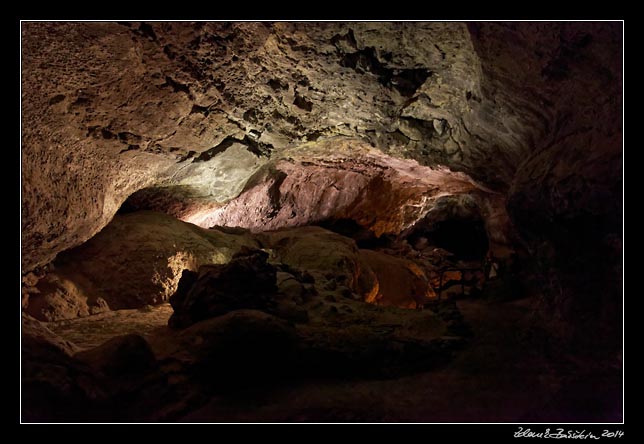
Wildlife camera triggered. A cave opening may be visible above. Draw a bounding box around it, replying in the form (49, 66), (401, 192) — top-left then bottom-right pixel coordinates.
(21, 21), (622, 424)
(316, 218), (395, 249)
(408, 217), (489, 262)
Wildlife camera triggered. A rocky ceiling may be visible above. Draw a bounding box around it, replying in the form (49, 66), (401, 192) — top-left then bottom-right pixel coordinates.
(21, 21), (622, 273)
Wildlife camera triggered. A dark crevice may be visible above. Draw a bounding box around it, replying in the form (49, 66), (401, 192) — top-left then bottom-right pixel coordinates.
(137, 23), (157, 42)
(267, 170), (288, 218)
(48, 94), (65, 106)
(192, 137), (238, 162)
(118, 144), (140, 154)
(243, 108), (262, 124)
(190, 104), (210, 116)
(162, 76), (192, 98)
(317, 218), (395, 249)
(399, 116), (438, 136)
(293, 94), (313, 112)
(118, 132), (142, 144)
(390, 129), (412, 144)
(192, 135), (274, 163)
(408, 216), (489, 262)
(177, 150), (197, 162)
(389, 69), (433, 97)
(101, 128), (114, 139)
(330, 29), (358, 50)
(243, 135), (274, 157)
(305, 130), (324, 142)
(296, 76), (310, 87)
(268, 78), (289, 91)
(340, 47), (431, 97)
(163, 45), (176, 60)
(433, 44), (446, 60)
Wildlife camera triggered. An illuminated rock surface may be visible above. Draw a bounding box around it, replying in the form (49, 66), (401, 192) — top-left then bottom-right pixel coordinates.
(21, 21), (622, 423)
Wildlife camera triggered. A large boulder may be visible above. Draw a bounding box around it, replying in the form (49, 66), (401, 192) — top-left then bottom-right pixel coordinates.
(24, 273), (108, 322)
(22, 313), (80, 356)
(75, 334), (158, 379)
(24, 211), (260, 320)
(171, 309), (299, 384)
(168, 248), (279, 328)
(75, 334), (161, 397)
(257, 226), (363, 291)
(357, 249), (436, 308)
(22, 334), (106, 422)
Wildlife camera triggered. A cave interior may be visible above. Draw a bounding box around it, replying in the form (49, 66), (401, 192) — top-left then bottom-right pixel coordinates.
(20, 21), (623, 423)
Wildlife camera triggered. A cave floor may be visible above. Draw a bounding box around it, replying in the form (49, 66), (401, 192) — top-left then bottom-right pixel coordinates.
(48, 304), (174, 350)
(177, 298), (622, 423)
(46, 297), (622, 423)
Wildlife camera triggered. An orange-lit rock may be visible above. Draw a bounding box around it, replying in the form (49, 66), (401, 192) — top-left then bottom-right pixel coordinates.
(358, 250), (435, 308)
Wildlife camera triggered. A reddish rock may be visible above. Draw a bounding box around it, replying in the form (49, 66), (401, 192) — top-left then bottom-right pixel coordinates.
(358, 249), (436, 309)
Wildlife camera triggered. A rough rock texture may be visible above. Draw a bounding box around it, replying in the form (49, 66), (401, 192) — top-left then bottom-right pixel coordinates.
(21, 21), (623, 423)
(402, 193), (519, 261)
(27, 297), (620, 422)
(358, 249), (435, 309)
(179, 139), (483, 235)
(468, 22), (622, 345)
(47, 304), (175, 351)
(75, 334), (157, 379)
(168, 248), (279, 328)
(258, 225), (436, 308)
(22, 333), (106, 421)
(170, 310), (299, 382)
(165, 302), (454, 382)
(258, 226), (363, 290)
(22, 21), (622, 350)
(25, 211), (259, 320)
(23, 22), (620, 274)
(22, 313), (81, 355)
(26, 214), (446, 323)
(25, 273), (100, 321)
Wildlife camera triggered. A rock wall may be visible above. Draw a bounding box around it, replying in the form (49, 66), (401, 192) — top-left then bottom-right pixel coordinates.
(25, 211), (260, 321)
(22, 21), (622, 347)
(180, 139), (485, 235)
(22, 21), (599, 271)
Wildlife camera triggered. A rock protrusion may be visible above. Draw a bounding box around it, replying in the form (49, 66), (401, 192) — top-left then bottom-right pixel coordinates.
(168, 248), (279, 328)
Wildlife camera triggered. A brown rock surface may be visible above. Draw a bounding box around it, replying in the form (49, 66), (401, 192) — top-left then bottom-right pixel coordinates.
(25, 211), (259, 320)
(358, 249), (435, 308)
(168, 248), (279, 328)
(22, 313), (81, 355)
(22, 22), (621, 276)
(20, 21), (622, 422)
(258, 225), (363, 290)
(182, 139), (483, 235)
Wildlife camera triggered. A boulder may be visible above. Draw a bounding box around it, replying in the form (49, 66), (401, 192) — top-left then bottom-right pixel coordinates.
(26, 211), (260, 320)
(75, 334), (158, 379)
(358, 249), (436, 308)
(24, 273), (93, 321)
(22, 313), (80, 355)
(258, 226), (362, 289)
(168, 248), (278, 328)
(22, 334), (105, 422)
(173, 310), (298, 383)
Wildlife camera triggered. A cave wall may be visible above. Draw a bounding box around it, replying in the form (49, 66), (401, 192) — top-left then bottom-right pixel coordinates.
(22, 21), (622, 347)
(470, 22), (622, 347)
(22, 21), (557, 271)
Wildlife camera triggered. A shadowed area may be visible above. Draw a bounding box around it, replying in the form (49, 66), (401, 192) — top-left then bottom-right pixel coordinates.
(21, 21), (622, 423)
